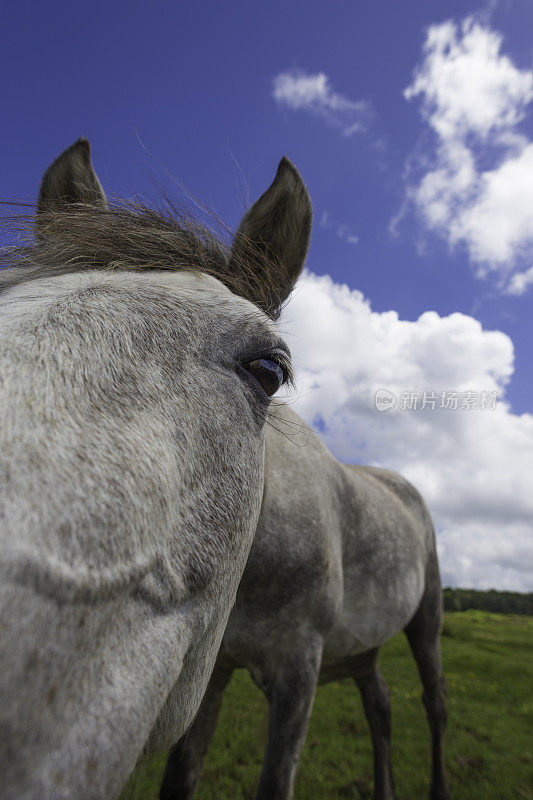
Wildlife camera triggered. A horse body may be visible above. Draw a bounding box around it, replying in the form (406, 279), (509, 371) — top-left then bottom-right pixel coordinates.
(0, 140), (312, 799)
(225, 404), (429, 665)
(323, 462), (430, 661)
(161, 403), (450, 800)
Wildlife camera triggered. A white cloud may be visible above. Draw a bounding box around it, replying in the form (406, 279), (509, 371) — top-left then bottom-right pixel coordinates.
(280, 272), (533, 591)
(404, 17), (533, 291)
(320, 210), (359, 246)
(452, 144), (533, 269)
(506, 264), (533, 296)
(272, 70), (371, 135)
(404, 19), (532, 139)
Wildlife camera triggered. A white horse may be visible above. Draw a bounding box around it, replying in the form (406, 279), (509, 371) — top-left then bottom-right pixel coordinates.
(0, 139), (312, 800)
(160, 301), (450, 796)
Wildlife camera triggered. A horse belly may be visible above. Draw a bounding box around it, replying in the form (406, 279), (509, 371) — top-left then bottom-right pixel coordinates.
(322, 559), (425, 661)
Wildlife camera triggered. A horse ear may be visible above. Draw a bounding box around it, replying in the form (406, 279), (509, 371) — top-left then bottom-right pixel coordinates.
(37, 138), (107, 215)
(229, 157), (312, 310)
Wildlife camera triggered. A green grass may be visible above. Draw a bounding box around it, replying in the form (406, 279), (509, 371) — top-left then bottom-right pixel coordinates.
(122, 612), (533, 800)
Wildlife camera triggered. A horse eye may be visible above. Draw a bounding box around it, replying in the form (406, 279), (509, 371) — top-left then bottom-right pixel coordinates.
(242, 358), (286, 397)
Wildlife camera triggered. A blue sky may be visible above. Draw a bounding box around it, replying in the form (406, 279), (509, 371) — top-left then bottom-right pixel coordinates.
(3, 0), (532, 410)
(2, 0), (533, 589)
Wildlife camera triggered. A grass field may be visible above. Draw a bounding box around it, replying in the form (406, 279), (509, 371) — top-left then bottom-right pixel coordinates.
(122, 611), (533, 800)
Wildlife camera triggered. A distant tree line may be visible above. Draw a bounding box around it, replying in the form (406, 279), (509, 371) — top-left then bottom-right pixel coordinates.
(443, 588), (533, 615)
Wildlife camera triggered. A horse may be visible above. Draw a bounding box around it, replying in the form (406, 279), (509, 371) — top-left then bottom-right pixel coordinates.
(0, 138), (312, 800)
(159, 407), (451, 796)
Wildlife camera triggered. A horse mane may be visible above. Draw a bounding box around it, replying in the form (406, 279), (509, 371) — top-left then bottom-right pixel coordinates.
(0, 199), (286, 319)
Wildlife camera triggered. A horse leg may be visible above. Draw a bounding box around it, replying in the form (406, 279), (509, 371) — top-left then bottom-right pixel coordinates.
(352, 648), (396, 800)
(404, 553), (451, 800)
(254, 638), (323, 800)
(159, 662), (234, 800)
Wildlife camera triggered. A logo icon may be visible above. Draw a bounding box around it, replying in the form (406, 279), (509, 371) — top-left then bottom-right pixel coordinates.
(375, 389), (396, 412)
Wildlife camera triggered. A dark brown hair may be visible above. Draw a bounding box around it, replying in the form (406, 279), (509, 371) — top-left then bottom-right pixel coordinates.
(0, 199), (291, 319)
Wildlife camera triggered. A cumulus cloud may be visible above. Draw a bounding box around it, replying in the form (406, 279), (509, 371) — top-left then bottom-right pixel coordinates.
(272, 69), (371, 135)
(280, 272), (533, 591)
(403, 17), (533, 292)
(404, 19), (532, 139)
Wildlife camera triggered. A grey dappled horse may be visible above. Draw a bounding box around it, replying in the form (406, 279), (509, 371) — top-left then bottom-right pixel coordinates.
(0, 140), (311, 800)
(161, 362), (451, 793)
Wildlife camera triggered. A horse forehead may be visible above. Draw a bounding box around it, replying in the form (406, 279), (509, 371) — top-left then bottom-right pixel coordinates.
(0, 269), (273, 337)
(151, 271), (270, 326)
